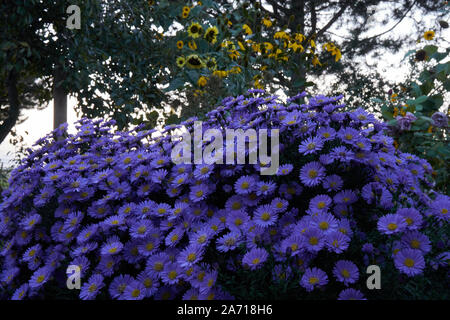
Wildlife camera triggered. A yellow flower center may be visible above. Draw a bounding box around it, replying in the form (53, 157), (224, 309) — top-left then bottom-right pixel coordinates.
(309, 237), (318, 245)
(309, 277), (319, 284)
(404, 258), (415, 267)
(387, 223), (397, 231)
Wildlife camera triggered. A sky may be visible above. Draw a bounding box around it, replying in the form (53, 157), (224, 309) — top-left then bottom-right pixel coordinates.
(1, 2), (448, 167)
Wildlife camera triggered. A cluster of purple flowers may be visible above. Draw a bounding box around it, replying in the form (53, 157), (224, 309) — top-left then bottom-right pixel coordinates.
(0, 89), (448, 300)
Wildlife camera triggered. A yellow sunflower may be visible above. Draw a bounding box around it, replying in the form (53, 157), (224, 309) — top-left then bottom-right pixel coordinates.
(182, 6), (190, 18)
(423, 30), (435, 40)
(188, 40), (197, 50)
(176, 56), (186, 68)
(213, 70), (227, 78)
(176, 40), (184, 49)
(228, 66), (242, 74)
(188, 22), (203, 39)
(262, 18), (272, 28)
(197, 76), (208, 87)
(205, 57), (217, 71)
(204, 26), (219, 44)
(243, 24), (253, 35)
(185, 54), (204, 69)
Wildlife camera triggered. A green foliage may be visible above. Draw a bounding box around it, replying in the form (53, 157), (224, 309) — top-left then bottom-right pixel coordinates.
(376, 41), (449, 194)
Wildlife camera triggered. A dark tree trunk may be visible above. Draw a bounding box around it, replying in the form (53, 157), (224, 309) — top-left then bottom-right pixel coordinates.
(0, 71), (20, 144)
(53, 68), (67, 129)
(290, 0), (307, 96)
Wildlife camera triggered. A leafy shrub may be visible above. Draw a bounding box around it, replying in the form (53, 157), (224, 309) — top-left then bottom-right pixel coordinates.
(378, 37), (449, 194)
(0, 90), (448, 300)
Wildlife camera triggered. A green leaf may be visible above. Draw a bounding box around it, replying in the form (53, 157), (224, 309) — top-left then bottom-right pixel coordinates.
(165, 77), (185, 92)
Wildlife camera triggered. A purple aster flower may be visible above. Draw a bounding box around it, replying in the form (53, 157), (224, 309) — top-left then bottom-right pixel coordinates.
(161, 263), (182, 285)
(129, 219), (153, 239)
(226, 210), (250, 232)
(401, 231), (431, 254)
(271, 198), (289, 213)
(71, 256), (91, 274)
(322, 174), (343, 192)
(299, 161), (326, 187)
(193, 164), (214, 180)
(429, 196), (449, 221)
(136, 271), (159, 298)
(309, 195), (332, 213)
(146, 253), (170, 279)
(151, 168), (168, 183)
(338, 127), (360, 144)
(311, 212), (338, 234)
(216, 232), (241, 252)
(281, 235), (303, 256)
(396, 112), (417, 131)
(396, 208), (423, 230)
(102, 215), (126, 230)
(234, 175), (255, 194)
(326, 231), (350, 254)
(123, 280), (146, 300)
(317, 126), (336, 141)
(333, 260), (359, 285)
(298, 136), (324, 155)
(377, 214), (407, 235)
(300, 267), (328, 292)
(29, 266), (52, 289)
(100, 236), (123, 256)
(338, 288), (366, 300)
(177, 244), (204, 268)
(431, 111), (448, 128)
(256, 180), (277, 196)
(183, 288), (201, 300)
(253, 205), (278, 227)
(189, 184), (209, 202)
(277, 164), (294, 176)
(330, 146), (354, 162)
(22, 244), (42, 263)
(333, 189), (358, 205)
(76, 224), (98, 244)
(394, 248), (425, 276)
(80, 274), (104, 300)
(152, 202), (172, 218)
(333, 204), (351, 218)
(242, 247), (269, 270)
(302, 228), (325, 252)
(21, 214), (42, 231)
(12, 283), (29, 300)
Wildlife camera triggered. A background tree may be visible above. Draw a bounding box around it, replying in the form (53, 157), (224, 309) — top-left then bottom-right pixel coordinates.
(1, 0), (448, 146)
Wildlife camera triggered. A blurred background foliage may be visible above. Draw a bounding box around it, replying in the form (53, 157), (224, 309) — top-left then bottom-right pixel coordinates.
(373, 38), (449, 194)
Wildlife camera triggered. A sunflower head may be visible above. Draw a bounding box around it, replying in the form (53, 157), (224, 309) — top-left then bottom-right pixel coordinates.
(262, 18), (272, 28)
(182, 6), (190, 19)
(423, 30), (435, 40)
(204, 26), (219, 44)
(415, 49), (427, 61)
(176, 56), (186, 68)
(176, 41), (184, 49)
(188, 22), (203, 39)
(197, 76), (208, 87)
(205, 57), (217, 71)
(186, 54), (204, 69)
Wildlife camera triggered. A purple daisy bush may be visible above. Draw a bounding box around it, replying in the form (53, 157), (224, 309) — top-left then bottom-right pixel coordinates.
(0, 89), (448, 300)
